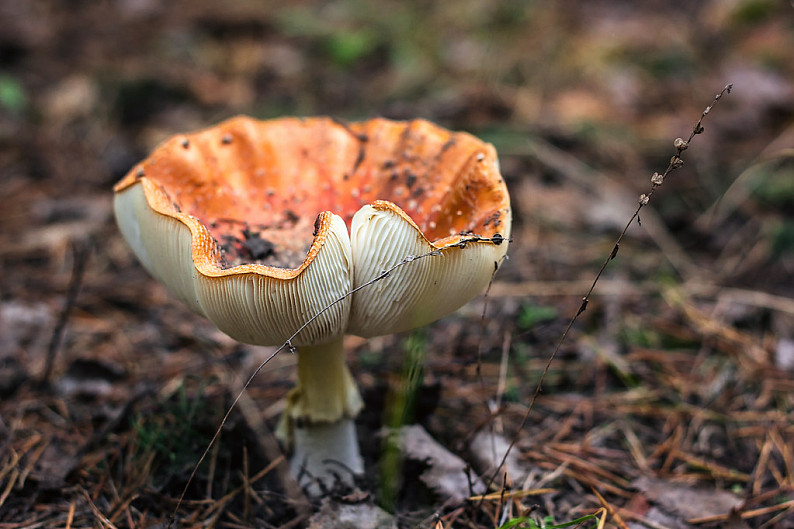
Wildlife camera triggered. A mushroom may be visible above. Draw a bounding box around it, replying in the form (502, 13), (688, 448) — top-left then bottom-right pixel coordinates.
(113, 116), (511, 493)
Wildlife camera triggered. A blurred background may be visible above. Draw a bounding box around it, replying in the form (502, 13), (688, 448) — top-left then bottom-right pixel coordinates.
(1, 1), (793, 527)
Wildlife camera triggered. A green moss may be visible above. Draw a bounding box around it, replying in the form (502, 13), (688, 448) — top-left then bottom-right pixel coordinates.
(771, 220), (794, 257)
(518, 303), (558, 330)
(131, 379), (218, 479)
(752, 167), (794, 209)
(324, 30), (379, 67)
(607, 44), (695, 79)
(731, 0), (776, 24)
(499, 512), (600, 528)
(0, 73), (26, 114)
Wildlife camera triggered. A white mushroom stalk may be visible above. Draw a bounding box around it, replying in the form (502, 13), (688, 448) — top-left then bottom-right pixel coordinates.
(281, 337), (364, 492)
(113, 116), (511, 494)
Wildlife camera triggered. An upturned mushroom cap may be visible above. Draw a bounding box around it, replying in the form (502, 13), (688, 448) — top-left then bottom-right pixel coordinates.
(113, 116), (511, 346)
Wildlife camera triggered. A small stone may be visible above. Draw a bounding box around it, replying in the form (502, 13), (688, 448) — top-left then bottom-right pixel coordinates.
(308, 498), (396, 529)
(775, 338), (794, 370)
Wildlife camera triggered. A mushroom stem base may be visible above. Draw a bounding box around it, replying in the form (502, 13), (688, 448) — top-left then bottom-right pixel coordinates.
(290, 417), (363, 495)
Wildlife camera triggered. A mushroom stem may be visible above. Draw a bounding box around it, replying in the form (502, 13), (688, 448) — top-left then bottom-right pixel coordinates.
(278, 336), (364, 493)
(290, 417), (362, 495)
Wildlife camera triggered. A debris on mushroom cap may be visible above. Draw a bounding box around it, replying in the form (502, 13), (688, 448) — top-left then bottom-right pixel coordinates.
(113, 116), (511, 346)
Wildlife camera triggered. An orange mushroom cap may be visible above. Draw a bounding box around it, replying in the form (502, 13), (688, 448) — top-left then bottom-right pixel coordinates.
(113, 116), (511, 346)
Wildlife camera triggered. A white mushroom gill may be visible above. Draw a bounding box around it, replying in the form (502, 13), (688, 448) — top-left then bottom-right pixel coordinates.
(348, 201), (510, 338)
(113, 183), (203, 314)
(194, 214), (352, 347)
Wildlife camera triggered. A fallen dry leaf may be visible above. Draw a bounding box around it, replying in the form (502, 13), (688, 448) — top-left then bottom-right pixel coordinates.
(394, 424), (485, 503)
(633, 476), (743, 521)
(469, 429), (532, 488)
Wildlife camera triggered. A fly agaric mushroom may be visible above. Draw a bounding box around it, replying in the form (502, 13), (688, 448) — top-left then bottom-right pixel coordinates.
(113, 116), (511, 492)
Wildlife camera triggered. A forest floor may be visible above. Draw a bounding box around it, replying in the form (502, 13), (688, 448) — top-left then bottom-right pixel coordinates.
(1, 1), (793, 528)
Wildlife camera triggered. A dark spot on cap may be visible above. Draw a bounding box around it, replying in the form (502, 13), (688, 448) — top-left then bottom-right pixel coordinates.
(221, 133), (233, 144)
(240, 227), (275, 261)
(352, 146), (365, 173)
(482, 211), (502, 228)
(405, 170), (417, 188)
(242, 236), (275, 261)
(439, 138), (457, 156)
(313, 215), (321, 237)
(492, 233), (504, 245)
(181, 139), (190, 149)
(283, 210), (299, 226)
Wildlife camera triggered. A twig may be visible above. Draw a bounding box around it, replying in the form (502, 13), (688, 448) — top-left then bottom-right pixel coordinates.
(40, 239), (90, 386)
(82, 488), (119, 529)
(65, 501), (76, 529)
(592, 487), (630, 529)
(687, 498), (794, 525)
(468, 488), (556, 502)
(476, 84), (734, 505)
(476, 261), (505, 423)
